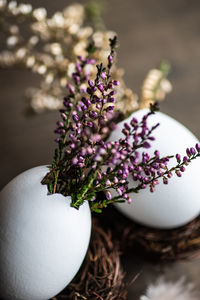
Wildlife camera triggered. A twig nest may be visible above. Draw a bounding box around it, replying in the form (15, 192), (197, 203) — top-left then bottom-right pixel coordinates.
(0, 166), (91, 300)
(108, 109), (200, 229)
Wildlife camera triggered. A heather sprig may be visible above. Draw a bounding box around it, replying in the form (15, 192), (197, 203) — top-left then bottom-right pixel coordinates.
(42, 37), (200, 212)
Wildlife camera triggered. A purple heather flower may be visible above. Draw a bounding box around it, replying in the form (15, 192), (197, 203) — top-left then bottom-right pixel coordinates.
(106, 191), (112, 200)
(108, 55), (113, 63)
(72, 114), (79, 122)
(163, 177), (168, 184)
(186, 148), (191, 157)
(75, 62), (82, 74)
(190, 147), (196, 155)
(113, 80), (119, 86)
(101, 72), (106, 79)
(176, 154), (181, 162)
(143, 141), (151, 149)
(176, 170), (182, 177)
(180, 166), (185, 172)
(88, 80), (94, 87)
(67, 84), (75, 95)
(97, 83), (104, 92)
(61, 113), (67, 120)
(89, 111), (98, 119)
(195, 143), (200, 152)
(72, 157), (78, 165)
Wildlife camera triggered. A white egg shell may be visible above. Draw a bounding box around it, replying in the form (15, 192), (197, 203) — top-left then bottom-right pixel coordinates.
(109, 109), (200, 229)
(0, 166), (91, 300)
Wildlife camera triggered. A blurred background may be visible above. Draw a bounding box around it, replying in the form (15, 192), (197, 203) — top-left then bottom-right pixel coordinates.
(1, 0), (200, 299)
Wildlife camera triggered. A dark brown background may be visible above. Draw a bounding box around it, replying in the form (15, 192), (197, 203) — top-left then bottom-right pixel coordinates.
(1, 0), (200, 298)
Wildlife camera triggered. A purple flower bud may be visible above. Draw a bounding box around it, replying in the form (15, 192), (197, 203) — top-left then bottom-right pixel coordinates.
(106, 180), (111, 186)
(108, 55), (113, 63)
(79, 156), (84, 163)
(88, 79), (94, 87)
(72, 157), (78, 165)
(67, 84), (75, 95)
(97, 172), (102, 180)
(89, 111), (98, 119)
(101, 72), (106, 79)
(143, 142), (151, 149)
(176, 170), (182, 177)
(96, 104), (101, 109)
(105, 191), (112, 200)
(55, 138), (60, 143)
(72, 114), (79, 122)
(180, 166), (185, 172)
(148, 136), (155, 141)
(56, 121), (64, 127)
(127, 197), (132, 204)
(76, 105), (82, 112)
(130, 117), (138, 126)
(186, 148), (191, 157)
(61, 113), (67, 120)
(94, 155), (102, 162)
(108, 97), (115, 103)
(109, 90), (115, 96)
(106, 106), (114, 112)
(113, 80), (119, 86)
(157, 170), (163, 176)
(176, 154), (181, 162)
(190, 147), (196, 155)
(150, 186), (155, 193)
(195, 143), (200, 152)
(86, 121), (93, 128)
(124, 123), (131, 131)
(70, 143), (75, 149)
(87, 87), (92, 94)
(89, 59), (95, 64)
(167, 172), (173, 178)
(113, 177), (118, 184)
(159, 163), (166, 169)
(117, 188), (122, 195)
(107, 82), (113, 89)
(97, 83), (104, 92)
(78, 163), (84, 168)
(76, 62), (82, 74)
(163, 177), (168, 184)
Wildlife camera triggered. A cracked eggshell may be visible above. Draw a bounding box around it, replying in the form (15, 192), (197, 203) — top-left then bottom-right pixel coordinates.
(0, 166), (91, 300)
(108, 109), (200, 229)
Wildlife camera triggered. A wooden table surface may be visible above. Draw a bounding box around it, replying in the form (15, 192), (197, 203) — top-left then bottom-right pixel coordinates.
(1, 0), (200, 299)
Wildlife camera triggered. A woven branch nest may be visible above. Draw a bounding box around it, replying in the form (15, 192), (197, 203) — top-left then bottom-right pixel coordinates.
(100, 205), (200, 262)
(52, 217), (128, 300)
(51, 202), (200, 299)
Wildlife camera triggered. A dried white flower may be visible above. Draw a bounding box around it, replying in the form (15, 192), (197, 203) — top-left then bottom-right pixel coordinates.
(37, 65), (47, 75)
(7, 36), (18, 47)
(50, 43), (62, 56)
(51, 12), (65, 27)
(26, 56), (35, 67)
(33, 8), (47, 21)
(29, 36), (39, 46)
(0, 0), (7, 9)
(15, 48), (27, 59)
(18, 4), (32, 15)
(8, 1), (17, 11)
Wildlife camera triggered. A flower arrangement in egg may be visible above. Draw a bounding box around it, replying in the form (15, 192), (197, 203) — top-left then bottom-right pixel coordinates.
(0, 36), (200, 300)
